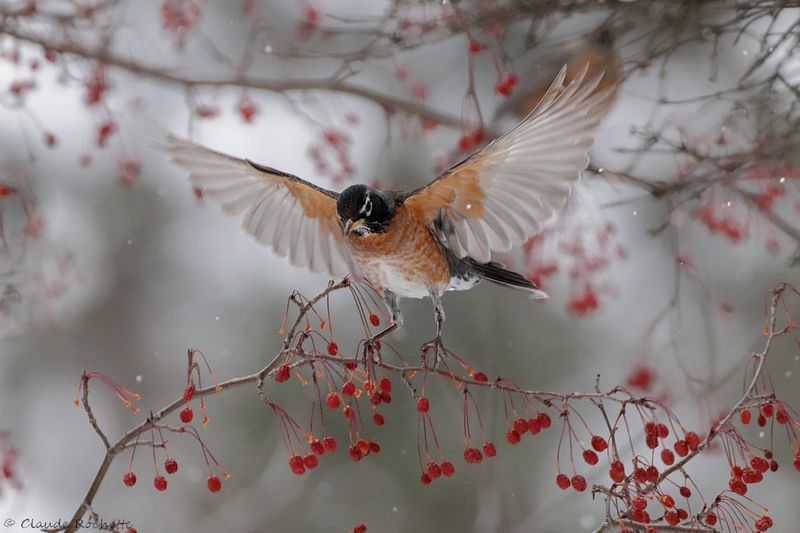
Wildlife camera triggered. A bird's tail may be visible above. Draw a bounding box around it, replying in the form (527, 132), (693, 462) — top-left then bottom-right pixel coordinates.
(467, 259), (549, 299)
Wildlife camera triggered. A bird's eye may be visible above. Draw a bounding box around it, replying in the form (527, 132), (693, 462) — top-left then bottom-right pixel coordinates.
(359, 194), (373, 218)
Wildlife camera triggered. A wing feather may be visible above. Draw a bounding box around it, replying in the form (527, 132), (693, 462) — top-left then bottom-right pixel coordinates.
(166, 135), (355, 277)
(404, 63), (616, 262)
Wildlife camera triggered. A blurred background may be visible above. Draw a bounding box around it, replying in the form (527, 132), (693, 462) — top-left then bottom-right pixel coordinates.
(1, 1), (799, 532)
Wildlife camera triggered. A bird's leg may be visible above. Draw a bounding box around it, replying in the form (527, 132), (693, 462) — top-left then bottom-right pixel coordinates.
(420, 289), (446, 367)
(383, 289), (404, 327)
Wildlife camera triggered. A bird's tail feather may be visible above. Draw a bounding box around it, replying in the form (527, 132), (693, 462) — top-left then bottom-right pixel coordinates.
(467, 260), (548, 299)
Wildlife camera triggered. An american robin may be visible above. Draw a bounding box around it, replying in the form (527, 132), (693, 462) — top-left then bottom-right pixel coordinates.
(167, 64), (616, 343)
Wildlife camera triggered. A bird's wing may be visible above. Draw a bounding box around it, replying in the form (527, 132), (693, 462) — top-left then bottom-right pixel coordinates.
(167, 135), (355, 277)
(403, 64), (616, 263)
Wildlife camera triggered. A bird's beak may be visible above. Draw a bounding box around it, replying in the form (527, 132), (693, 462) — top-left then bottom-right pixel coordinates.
(343, 218), (364, 235)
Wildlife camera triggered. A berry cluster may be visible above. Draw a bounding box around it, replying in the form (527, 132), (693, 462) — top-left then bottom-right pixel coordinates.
(524, 218), (626, 317)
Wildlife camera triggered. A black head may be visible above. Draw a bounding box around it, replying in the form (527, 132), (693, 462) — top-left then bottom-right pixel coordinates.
(336, 185), (395, 236)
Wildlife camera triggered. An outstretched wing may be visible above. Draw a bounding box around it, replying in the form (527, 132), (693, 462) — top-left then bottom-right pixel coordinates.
(166, 135), (355, 276)
(404, 63), (616, 263)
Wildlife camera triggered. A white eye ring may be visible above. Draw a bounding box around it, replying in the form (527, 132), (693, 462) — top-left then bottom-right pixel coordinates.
(360, 194), (372, 217)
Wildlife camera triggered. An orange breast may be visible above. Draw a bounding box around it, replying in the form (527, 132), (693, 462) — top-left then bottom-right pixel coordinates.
(345, 205), (451, 297)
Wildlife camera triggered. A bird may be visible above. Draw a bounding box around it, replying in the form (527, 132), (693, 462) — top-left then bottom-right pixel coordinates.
(166, 63), (616, 346)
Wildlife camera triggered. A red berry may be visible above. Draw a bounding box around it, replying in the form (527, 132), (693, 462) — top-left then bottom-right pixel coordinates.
(661, 449), (675, 465)
(274, 364), (291, 383)
(326, 392), (341, 409)
(379, 377), (391, 393)
(179, 406), (194, 423)
(677, 508), (688, 520)
(506, 429), (521, 445)
(342, 381), (356, 396)
(238, 96), (258, 123)
(310, 439), (325, 455)
(441, 461), (455, 476)
(631, 497), (647, 511)
(467, 40), (482, 54)
(674, 440), (688, 457)
(342, 405), (355, 419)
(740, 409), (752, 424)
(348, 444), (363, 462)
(368, 391), (381, 406)
(645, 432), (658, 449)
(729, 477), (747, 495)
(757, 414), (767, 426)
(427, 461), (442, 479)
(527, 418), (541, 434)
(463, 447), (483, 464)
(513, 417), (528, 435)
(372, 412), (385, 426)
(183, 385), (195, 402)
(705, 512), (718, 526)
(659, 494), (675, 508)
(645, 465), (659, 483)
(570, 475), (587, 492)
(751, 456), (769, 473)
(591, 435), (608, 452)
(289, 454), (306, 475)
(458, 134), (473, 152)
(494, 81), (511, 96)
(609, 460), (625, 483)
(327, 342), (338, 356)
(369, 314), (380, 327)
(685, 431), (701, 451)
(755, 515), (773, 531)
(537, 412), (552, 428)
(731, 465), (743, 478)
(760, 403), (774, 418)
(664, 511), (679, 526)
(420, 472), (432, 485)
(358, 439), (372, 456)
(353, 524), (367, 533)
(123, 471), (137, 487)
(322, 436), (337, 452)
(303, 454), (318, 469)
(679, 486), (691, 498)
(473, 371), (488, 382)
(153, 475), (167, 491)
(556, 473), (570, 490)
(483, 442), (497, 457)
(207, 474), (221, 492)
(582, 450), (599, 465)
(657, 423), (669, 438)
(742, 467), (762, 484)
(416, 397), (430, 413)
(164, 458), (178, 474)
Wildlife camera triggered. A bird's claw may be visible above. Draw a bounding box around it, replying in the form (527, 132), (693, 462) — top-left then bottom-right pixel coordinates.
(420, 335), (445, 369)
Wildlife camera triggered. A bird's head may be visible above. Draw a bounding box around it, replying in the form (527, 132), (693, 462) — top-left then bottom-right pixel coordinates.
(336, 185), (394, 236)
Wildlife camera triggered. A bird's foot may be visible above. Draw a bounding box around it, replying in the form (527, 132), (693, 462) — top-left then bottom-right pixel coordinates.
(420, 335), (445, 369)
